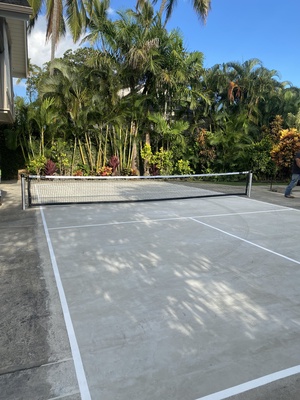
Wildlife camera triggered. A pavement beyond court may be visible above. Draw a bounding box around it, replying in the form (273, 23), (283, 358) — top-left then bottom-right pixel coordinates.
(0, 181), (80, 400)
(0, 179), (300, 400)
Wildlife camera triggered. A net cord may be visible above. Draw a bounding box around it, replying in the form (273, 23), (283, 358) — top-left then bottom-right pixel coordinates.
(27, 171), (251, 181)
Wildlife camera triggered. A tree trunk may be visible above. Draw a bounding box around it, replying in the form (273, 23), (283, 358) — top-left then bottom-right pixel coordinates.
(143, 132), (151, 175)
(71, 136), (77, 175)
(78, 138), (86, 165)
(51, 0), (59, 63)
(85, 132), (94, 171)
(130, 121), (139, 174)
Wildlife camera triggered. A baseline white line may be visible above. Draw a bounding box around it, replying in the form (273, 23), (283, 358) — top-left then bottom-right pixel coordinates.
(47, 208), (290, 231)
(189, 217), (300, 265)
(40, 207), (91, 400)
(195, 365), (300, 400)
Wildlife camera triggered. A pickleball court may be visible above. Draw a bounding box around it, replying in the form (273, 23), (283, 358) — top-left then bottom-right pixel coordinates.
(39, 193), (300, 400)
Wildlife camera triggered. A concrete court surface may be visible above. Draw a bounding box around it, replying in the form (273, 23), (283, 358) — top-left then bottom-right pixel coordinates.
(1, 180), (300, 400)
(41, 188), (300, 399)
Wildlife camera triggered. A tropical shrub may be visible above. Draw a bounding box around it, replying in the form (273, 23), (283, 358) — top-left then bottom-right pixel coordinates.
(175, 159), (194, 175)
(152, 148), (173, 175)
(120, 167), (131, 176)
(120, 167), (138, 176)
(271, 128), (300, 178)
(195, 129), (216, 173)
(73, 169), (84, 176)
(50, 140), (71, 175)
(75, 163), (90, 176)
(27, 155), (47, 175)
(141, 145), (174, 175)
(245, 136), (276, 179)
(97, 166), (112, 176)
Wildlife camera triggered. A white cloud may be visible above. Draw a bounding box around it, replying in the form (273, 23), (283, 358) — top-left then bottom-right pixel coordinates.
(28, 15), (83, 68)
(107, 7), (115, 16)
(14, 16), (84, 97)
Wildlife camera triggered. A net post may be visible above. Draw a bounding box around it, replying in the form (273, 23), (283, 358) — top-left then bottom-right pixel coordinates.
(21, 174), (26, 210)
(27, 175), (32, 207)
(247, 171), (253, 197)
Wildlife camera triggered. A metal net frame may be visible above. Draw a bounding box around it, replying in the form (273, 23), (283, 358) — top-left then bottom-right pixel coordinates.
(21, 171), (253, 209)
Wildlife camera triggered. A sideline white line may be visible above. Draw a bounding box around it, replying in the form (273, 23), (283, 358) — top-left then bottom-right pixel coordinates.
(40, 207), (91, 400)
(189, 217), (300, 265)
(48, 208), (290, 231)
(244, 195), (300, 212)
(195, 365), (300, 400)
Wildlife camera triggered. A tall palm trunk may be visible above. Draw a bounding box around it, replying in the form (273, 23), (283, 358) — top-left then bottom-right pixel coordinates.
(50, 0), (59, 62)
(130, 121), (139, 174)
(143, 132), (151, 175)
(40, 127), (45, 156)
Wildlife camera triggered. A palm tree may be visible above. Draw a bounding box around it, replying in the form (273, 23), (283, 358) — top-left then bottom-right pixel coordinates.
(28, 97), (60, 156)
(225, 59), (282, 128)
(136, 0), (211, 26)
(27, 0), (92, 61)
(84, 4), (164, 171)
(39, 58), (95, 170)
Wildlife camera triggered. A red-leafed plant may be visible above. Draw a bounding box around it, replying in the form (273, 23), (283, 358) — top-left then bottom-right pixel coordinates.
(44, 159), (57, 176)
(109, 155), (120, 175)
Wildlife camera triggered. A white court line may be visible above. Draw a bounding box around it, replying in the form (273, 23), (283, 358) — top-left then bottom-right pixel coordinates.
(47, 207), (291, 231)
(244, 195), (300, 211)
(195, 365), (300, 400)
(40, 207), (91, 400)
(189, 217), (300, 265)
(48, 216), (186, 230)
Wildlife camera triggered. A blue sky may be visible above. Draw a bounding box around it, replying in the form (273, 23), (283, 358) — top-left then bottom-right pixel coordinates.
(15, 0), (300, 98)
(163, 0), (300, 87)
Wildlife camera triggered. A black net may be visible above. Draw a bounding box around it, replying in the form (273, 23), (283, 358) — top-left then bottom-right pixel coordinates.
(25, 172), (252, 207)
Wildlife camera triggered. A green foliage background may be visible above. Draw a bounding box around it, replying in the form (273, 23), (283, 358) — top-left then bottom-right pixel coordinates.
(1, 3), (300, 181)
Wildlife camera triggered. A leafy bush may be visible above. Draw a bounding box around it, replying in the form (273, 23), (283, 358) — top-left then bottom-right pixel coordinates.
(120, 167), (131, 176)
(75, 163), (90, 176)
(73, 169), (84, 176)
(140, 144), (152, 162)
(195, 129), (216, 173)
(175, 159), (194, 175)
(271, 128), (300, 177)
(245, 137), (276, 179)
(121, 167), (138, 176)
(141, 145), (173, 175)
(97, 166), (112, 176)
(27, 156), (47, 175)
(50, 140), (70, 175)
